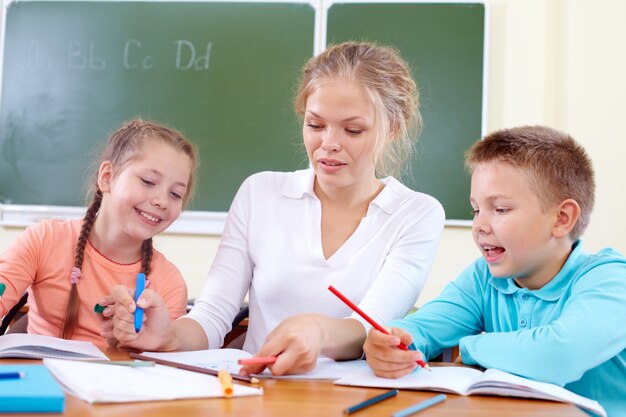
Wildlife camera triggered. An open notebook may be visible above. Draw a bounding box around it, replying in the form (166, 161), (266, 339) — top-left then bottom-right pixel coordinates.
(138, 348), (369, 380)
(0, 334), (108, 360)
(335, 366), (606, 417)
(43, 358), (263, 403)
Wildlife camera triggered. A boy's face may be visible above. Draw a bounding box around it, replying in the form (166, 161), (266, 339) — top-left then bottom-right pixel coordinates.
(470, 161), (565, 289)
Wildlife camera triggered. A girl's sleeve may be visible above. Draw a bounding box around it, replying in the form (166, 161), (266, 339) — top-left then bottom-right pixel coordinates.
(0, 224), (46, 316)
(184, 177), (254, 348)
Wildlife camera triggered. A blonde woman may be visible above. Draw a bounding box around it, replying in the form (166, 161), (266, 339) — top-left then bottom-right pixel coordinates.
(103, 42), (445, 375)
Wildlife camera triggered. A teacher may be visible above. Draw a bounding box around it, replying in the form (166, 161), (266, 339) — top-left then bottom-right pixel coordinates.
(102, 41), (445, 376)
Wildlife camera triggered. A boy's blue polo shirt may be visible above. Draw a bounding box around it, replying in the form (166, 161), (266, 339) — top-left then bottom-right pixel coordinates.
(390, 241), (626, 417)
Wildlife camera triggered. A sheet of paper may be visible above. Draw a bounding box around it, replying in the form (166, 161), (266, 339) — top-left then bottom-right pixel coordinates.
(140, 348), (252, 374)
(140, 349), (368, 380)
(43, 358), (262, 403)
(0, 333), (108, 360)
(258, 357), (370, 380)
(334, 365), (483, 395)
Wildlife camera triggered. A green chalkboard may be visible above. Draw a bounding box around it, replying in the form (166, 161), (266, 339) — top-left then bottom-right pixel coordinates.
(0, 1), (314, 211)
(328, 2), (484, 220)
(1, 1), (484, 221)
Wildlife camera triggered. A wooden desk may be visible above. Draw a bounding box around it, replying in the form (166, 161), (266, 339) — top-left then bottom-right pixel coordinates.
(3, 347), (586, 417)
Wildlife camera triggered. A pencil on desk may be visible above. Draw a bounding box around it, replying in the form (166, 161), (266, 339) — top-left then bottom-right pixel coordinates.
(0, 371), (26, 379)
(392, 394), (446, 417)
(91, 360), (155, 367)
(218, 369), (234, 398)
(328, 285), (430, 371)
(129, 352), (259, 383)
(343, 389), (398, 414)
(237, 356), (277, 366)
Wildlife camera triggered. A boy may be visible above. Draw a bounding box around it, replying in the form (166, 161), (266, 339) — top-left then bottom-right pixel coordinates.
(363, 126), (626, 417)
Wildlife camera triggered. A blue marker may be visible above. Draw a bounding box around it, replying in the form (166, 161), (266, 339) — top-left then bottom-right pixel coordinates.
(0, 371), (25, 379)
(133, 272), (146, 333)
(392, 394), (446, 417)
(343, 389), (398, 414)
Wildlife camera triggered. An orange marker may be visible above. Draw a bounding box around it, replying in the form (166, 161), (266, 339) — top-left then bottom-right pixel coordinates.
(237, 356), (277, 366)
(218, 369), (233, 398)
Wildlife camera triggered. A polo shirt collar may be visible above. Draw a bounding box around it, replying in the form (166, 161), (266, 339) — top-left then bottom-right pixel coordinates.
(372, 177), (414, 215)
(280, 171), (411, 215)
(281, 169), (316, 199)
(489, 240), (585, 301)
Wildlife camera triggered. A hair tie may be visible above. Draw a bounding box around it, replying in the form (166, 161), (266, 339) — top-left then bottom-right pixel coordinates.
(69, 267), (82, 285)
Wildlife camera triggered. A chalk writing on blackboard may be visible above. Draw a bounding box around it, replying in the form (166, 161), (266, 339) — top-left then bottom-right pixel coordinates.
(18, 40), (213, 71)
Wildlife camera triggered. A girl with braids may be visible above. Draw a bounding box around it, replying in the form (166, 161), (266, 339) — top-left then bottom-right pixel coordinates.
(0, 119), (197, 343)
(103, 42), (444, 375)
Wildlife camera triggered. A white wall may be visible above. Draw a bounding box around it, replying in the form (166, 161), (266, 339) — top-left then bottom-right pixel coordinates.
(2, 0), (626, 305)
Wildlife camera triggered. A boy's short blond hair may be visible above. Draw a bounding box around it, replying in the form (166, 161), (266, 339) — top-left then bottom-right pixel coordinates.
(465, 125), (595, 241)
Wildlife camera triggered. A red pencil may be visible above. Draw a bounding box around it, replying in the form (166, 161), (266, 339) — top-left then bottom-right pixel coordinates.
(328, 285), (431, 371)
(238, 356), (277, 366)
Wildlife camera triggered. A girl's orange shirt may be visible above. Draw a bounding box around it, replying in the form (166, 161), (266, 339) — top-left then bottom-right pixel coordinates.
(0, 219), (187, 343)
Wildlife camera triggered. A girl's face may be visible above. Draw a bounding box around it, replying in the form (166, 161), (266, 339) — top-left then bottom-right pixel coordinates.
(99, 141), (191, 244)
(303, 78), (380, 193)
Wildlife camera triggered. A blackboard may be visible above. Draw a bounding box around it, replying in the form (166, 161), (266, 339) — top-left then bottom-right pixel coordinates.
(0, 1), (314, 212)
(0, 1), (484, 221)
(327, 2), (485, 221)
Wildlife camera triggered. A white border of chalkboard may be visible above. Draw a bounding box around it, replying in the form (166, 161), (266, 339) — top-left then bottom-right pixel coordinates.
(0, 203), (229, 234)
(0, 0), (483, 233)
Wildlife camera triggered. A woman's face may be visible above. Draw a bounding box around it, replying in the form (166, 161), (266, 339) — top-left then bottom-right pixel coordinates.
(302, 78), (380, 192)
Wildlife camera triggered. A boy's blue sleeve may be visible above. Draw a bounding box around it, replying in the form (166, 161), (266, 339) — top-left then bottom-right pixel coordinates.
(460, 261), (626, 386)
(388, 261), (486, 360)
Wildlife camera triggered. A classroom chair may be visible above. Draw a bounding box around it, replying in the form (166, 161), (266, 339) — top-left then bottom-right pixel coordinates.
(223, 306), (249, 349)
(0, 292), (28, 335)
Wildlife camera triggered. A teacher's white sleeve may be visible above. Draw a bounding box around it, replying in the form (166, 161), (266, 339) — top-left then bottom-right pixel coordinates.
(353, 195), (445, 331)
(184, 177), (254, 348)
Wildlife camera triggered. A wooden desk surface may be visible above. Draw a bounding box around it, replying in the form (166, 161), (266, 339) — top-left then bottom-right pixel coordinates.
(3, 346), (586, 417)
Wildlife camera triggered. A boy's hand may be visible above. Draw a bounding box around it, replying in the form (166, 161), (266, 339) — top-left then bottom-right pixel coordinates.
(363, 326), (422, 378)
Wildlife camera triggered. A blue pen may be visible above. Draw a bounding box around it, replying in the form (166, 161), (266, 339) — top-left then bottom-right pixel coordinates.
(344, 389), (398, 414)
(392, 394), (447, 417)
(133, 272), (146, 333)
(0, 371), (26, 379)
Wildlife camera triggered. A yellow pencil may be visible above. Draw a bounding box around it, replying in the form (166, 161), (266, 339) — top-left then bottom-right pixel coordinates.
(218, 369), (233, 398)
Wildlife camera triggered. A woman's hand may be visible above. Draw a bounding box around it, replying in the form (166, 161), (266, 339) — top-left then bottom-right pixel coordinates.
(240, 314), (366, 376)
(240, 314), (325, 376)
